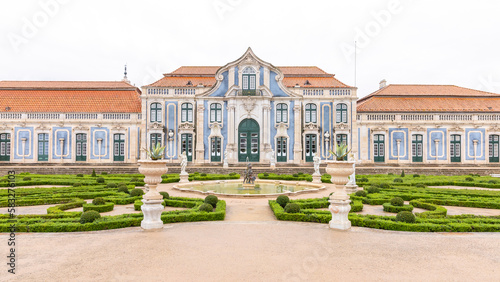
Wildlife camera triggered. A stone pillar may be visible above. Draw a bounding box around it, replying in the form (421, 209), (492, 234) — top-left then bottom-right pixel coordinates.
(227, 103), (237, 163)
(195, 104), (205, 164)
(262, 103), (271, 155)
(293, 105), (302, 164)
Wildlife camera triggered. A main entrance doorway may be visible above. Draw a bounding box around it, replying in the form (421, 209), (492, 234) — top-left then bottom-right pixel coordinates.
(238, 119), (259, 162)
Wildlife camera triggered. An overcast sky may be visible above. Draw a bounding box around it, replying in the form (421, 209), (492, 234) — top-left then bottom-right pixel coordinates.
(1, 0), (499, 98)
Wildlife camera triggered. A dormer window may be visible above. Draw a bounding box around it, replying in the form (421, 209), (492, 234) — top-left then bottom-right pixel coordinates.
(304, 80), (311, 85)
(242, 67), (256, 96)
(186, 80), (193, 86)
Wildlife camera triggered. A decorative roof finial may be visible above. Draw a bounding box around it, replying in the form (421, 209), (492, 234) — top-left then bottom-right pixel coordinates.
(122, 64), (130, 83)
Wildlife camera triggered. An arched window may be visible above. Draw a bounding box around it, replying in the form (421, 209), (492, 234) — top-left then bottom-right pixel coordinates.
(276, 103), (288, 123)
(305, 103), (317, 123)
(242, 67), (256, 95)
(150, 103), (162, 122)
(210, 103), (222, 122)
(336, 103), (348, 123)
(181, 103), (193, 122)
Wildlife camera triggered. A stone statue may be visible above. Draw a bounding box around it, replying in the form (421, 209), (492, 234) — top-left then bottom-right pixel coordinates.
(180, 151), (188, 174)
(313, 152), (321, 175)
(223, 150), (229, 168)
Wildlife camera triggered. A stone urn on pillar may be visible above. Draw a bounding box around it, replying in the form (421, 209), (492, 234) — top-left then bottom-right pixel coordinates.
(326, 144), (355, 230)
(139, 143), (168, 230)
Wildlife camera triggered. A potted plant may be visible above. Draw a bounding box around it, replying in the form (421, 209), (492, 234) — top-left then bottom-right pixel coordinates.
(138, 142), (169, 229)
(325, 143), (354, 187)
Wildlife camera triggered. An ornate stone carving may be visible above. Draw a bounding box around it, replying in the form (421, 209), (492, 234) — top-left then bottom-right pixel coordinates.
(489, 125), (500, 132)
(150, 122), (163, 130)
(209, 122), (222, 137)
(411, 125), (425, 132)
(36, 123), (50, 131)
(112, 123), (126, 131)
(0, 123), (12, 130)
(335, 123), (349, 131)
(178, 122), (194, 130)
(242, 97), (256, 117)
(275, 122), (288, 138)
(73, 124), (89, 131)
(449, 124), (464, 132)
(304, 123), (319, 131)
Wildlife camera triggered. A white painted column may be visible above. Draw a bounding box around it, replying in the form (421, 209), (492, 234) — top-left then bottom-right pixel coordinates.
(293, 104), (302, 164)
(262, 103), (271, 154)
(195, 104), (205, 164)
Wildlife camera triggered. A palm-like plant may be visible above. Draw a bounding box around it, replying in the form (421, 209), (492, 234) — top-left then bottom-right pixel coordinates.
(145, 143), (166, 160)
(328, 143), (351, 161)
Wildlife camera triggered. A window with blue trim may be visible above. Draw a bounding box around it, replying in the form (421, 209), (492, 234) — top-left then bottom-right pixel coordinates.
(276, 103), (288, 123)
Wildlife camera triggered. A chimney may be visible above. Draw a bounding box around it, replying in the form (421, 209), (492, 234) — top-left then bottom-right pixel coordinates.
(379, 79), (387, 89)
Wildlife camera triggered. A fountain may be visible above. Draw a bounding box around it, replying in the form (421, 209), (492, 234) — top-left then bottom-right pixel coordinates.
(242, 162), (256, 189)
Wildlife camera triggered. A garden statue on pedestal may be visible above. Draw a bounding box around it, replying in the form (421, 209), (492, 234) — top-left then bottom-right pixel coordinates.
(345, 152), (358, 193)
(312, 152), (321, 183)
(179, 151), (189, 183)
(139, 142), (169, 230)
(326, 143), (354, 230)
(242, 162), (256, 189)
(223, 150), (229, 168)
(269, 150), (276, 170)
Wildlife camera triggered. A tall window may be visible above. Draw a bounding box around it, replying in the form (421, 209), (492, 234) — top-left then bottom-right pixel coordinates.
(305, 103), (317, 123)
(150, 103), (162, 122)
(276, 103), (288, 123)
(336, 103), (348, 123)
(242, 67), (256, 95)
(210, 103), (222, 122)
(181, 103), (193, 122)
(150, 133), (162, 149)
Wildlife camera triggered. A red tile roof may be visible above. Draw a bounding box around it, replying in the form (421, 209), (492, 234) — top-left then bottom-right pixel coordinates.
(357, 84), (500, 113)
(149, 66), (350, 88)
(0, 80), (136, 89)
(0, 81), (141, 113)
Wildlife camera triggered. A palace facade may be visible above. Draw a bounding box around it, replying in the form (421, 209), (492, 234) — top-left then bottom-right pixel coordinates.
(1, 48), (499, 166)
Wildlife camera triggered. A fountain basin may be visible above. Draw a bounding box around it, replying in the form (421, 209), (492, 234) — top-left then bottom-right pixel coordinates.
(173, 179), (326, 198)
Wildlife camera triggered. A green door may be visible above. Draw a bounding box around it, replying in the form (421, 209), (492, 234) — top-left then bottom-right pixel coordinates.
(211, 137), (221, 162)
(336, 134), (348, 160)
(450, 134), (461, 163)
(489, 135), (499, 162)
(114, 134), (125, 161)
(374, 134), (385, 162)
(76, 133), (87, 162)
(238, 119), (259, 162)
(276, 137), (287, 162)
(0, 133), (10, 161)
(305, 134), (317, 162)
(412, 134), (423, 162)
(38, 133), (49, 161)
(181, 134), (193, 162)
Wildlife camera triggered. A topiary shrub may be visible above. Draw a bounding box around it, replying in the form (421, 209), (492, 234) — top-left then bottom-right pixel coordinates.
(130, 188), (144, 197)
(415, 183), (426, 188)
(488, 180), (498, 184)
(101, 172), (108, 175)
(380, 183), (391, 188)
(357, 177), (369, 183)
(355, 190), (367, 197)
(465, 177), (474, 182)
(199, 203), (213, 212)
(204, 195), (218, 208)
(400, 170), (405, 177)
(395, 211), (416, 223)
(130, 177), (139, 182)
(160, 192), (170, 199)
(292, 173), (299, 177)
(107, 183), (117, 188)
(73, 182), (82, 187)
(77, 174), (84, 177)
(200, 173), (207, 177)
(393, 178), (403, 183)
(391, 197), (404, 207)
(117, 186), (129, 194)
(23, 176), (31, 181)
(388, 173), (394, 176)
(80, 210), (101, 224)
(366, 187), (380, 194)
(276, 195), (290, 208)
(284, 203), (301, 213)
(229, 172), (237, 176)
(91, 169), (96, 177)
(263, 173), (269, 177)
(92, 197), (106, 205)
(413, 174), (420, 178)
(96, 177), (105, 184)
